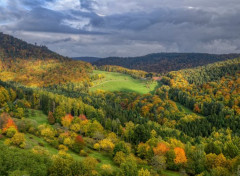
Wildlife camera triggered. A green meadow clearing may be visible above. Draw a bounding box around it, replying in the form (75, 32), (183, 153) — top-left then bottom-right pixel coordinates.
(90, 70), (158, 94)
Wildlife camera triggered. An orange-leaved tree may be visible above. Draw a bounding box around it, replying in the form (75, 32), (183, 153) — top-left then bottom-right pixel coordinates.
(61, 114), (74, 128)
(2, 118), (17, 133)
(153, 142), (169, 156)
(174, 147), (187, 164)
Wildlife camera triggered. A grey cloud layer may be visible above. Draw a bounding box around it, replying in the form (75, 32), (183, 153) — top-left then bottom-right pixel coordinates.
(0, 0), (240, 57)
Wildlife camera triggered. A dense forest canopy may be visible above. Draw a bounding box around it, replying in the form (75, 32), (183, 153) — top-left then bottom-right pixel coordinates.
(0, 33), (240, 176)
(93, 53), (240, 73)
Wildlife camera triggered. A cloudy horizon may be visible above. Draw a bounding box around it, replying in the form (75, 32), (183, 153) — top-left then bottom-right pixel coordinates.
(0, 0), (240, 57)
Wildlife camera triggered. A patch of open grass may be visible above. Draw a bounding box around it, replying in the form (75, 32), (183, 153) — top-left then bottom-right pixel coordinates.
(27, 109), (48, 125)
(88, 150), (119, 171)
(25, 133), (58, 155)
(90, 70), (158, 94)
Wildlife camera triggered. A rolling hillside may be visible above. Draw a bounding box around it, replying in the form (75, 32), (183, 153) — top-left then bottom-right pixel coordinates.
(0, 32), (240, 176)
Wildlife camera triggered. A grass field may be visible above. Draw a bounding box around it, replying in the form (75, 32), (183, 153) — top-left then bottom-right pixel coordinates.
(27, 109), (48, 124)
(90, 70), (158, 94)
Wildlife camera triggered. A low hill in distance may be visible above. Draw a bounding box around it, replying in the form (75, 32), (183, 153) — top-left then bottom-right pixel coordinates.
(93, 53), (240, 73)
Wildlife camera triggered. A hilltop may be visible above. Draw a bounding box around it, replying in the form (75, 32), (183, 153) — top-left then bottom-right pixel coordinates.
(0, 32), (69, 61)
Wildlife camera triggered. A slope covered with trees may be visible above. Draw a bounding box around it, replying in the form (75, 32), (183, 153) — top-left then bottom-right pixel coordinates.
(93, 53), (240, 73)
(0, 33), (93, 87)
(0, 33), (240, 176)
(161, 58), (240, 137)
(0, 58), (93, 87)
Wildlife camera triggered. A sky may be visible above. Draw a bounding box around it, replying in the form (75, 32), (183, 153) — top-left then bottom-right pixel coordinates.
(0, 0), (240, 57)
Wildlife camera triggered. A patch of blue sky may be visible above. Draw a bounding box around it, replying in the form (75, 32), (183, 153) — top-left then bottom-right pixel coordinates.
(0, 0), (8, 7)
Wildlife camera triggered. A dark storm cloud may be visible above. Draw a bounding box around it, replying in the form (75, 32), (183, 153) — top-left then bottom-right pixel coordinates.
(14, 7), (72, 33)
(90, 8), (214, 30)
(11, 7), (94, 34)
(4, 6), (105, 35)
(86, 6), (240, 54)
(0, 0), (240, 57)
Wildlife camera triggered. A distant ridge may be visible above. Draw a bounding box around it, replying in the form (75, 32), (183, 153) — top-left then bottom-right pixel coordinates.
(93, 53), (240, 73)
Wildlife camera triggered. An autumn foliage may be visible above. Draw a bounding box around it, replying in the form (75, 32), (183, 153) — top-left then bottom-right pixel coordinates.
(2, 118), (17, 133)
(61, 114), (74, 128)
(193, 104), (201, 113)
(0, 33), (93, 87)
(75, 135), (84, 145)
(153, 143), (169, 156)
(0, 32), (240, 176)
(79, 114), (87, 121)
(174, 147), (187, 164)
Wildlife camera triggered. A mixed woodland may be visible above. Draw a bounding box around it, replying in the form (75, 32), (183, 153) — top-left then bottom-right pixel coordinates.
(0, 33), (240, 176)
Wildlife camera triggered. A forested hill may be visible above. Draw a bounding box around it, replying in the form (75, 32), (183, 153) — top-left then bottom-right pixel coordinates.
(0, 32), (68, 61)
(93, 53), (240, 73)
(174, 57), (240, 85)
(0, 32), (93, 87)
(160, 57), (240, 138)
